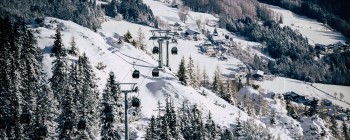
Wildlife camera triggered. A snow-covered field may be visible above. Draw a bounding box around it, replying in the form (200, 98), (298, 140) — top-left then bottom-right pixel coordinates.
(267, 5), (347, 45)
(255, 77), (350, 108)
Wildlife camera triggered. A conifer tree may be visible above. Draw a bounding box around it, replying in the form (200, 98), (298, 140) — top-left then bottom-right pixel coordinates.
(330, 114), (339, 139)
(221, 129), (234, 140)
(187, 56), (196, 87)
(195, 63), (202, 88)
(50, 28), (68, 104)
(202, 66), (209, 88)
(205, 111), (220, 139)
(100, 72), (121, 140)
(77, 53), (99, 139)
(258, 94), (269, 116)
(124, 30), (133, 43)
(235, 112), (244, 138)
(58, 82), (74, 139)
(177, 56), (187, 85)
(52, 28), (65, 57)
(308, 98), (319, 116)
(69, 37), (78, 56)
(137, 27), (145, 50)
(270, 110), (276, 126)
(145, 116), (157, 140)
(342, 120), (350, 140)
(212, 65), (222, 93)
(105, 0), (117, 17)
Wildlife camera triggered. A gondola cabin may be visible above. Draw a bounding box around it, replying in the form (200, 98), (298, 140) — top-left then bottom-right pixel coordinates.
(152, 46), (159, 54)
(152, 68), (159, 77)
(171, 47), (178, 55)
(132, 97), (141, 108)
(132, 70), (140, 79)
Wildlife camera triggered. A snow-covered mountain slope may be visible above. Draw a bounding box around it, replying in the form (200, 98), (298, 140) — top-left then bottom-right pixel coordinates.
(34, 15), (338, 139)
(31, 0), (350, 139)
(35, 17), (275, 139)
(255, 77), (350, 108)
(267, 5), (347, 45)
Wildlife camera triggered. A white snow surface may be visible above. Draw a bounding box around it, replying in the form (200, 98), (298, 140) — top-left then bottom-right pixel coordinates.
(267, 5), (347, 45)
(31, 0), (350, 139)
(35, 17), (256, 139)
(255, 77), (350, 108)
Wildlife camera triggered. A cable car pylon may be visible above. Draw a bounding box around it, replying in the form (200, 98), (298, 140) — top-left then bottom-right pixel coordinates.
(149, 30), (179, 72)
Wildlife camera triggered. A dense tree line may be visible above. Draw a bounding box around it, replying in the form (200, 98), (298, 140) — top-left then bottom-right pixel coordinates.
(0, 0), (103, 30)
(0, 18), (56, 139)
(258, 0), (350, 38)
(0, 18), (131, 139)
(144, 99), (273, 140)
(182, 0), (277, 22)
(104, 0), (158, 27)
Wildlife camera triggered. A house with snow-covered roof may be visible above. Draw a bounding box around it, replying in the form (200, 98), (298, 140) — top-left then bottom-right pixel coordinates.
(184, 28), (200, 40)
(252, 70), (264, 80)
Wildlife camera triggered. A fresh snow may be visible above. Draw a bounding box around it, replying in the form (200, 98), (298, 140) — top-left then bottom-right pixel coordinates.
(31, 0), (350, 139)
(35, 17), (257, 139)
(267, 5), (347, 45)
(255, 77), (350, 108)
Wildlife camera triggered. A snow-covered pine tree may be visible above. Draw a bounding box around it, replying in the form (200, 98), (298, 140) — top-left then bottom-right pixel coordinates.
(21, 27), (58, 139)
(270, 110), (276, 126)
(186, 56), (196, 87)
(137, 27), (145, 50)
(205, 111), (220, 139)
(308, 98), (319, 117)
(342, 120), (350, 140)
(235, 112), (244, 139)
(179, 102), (190, 139)
(144, 116), (157, 140)
(58, 82), (74, 139)
(222, 80), (233, 103)
(52, 28), (66, 57)
(124, 30), (133, 43)
(212, 65), (222, 94)
(50, 28), (68, 104)
(190, 104), (205, 140)
(159, 116), (172, 140)
(164, 98), (179, 139)
(177, 56), (187, 86)
(100, 71), (121, 140)
(258, 94), (269, 116)
(77, 53), (99, 139)
(202, 66), (209, 88)
(330, 114), (339, 139)
(69, 37), (78, 56)
(245, 95), (255, 117)
(195, 63), (202, 88)
(105, 0), (117, 18)
(221, 129), (234, 140)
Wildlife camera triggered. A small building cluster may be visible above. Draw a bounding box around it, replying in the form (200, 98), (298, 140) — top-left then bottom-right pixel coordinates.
(315, 42), (350, 56)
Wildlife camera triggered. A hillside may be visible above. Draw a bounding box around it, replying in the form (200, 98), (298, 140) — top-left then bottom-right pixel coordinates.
(0, 0), (349, 139)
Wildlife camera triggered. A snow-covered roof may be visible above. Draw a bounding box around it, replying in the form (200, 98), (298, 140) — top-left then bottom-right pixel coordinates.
(185, 28), (200, 35)
(113, 33), (124, 39)
(252, 70), (264, 76)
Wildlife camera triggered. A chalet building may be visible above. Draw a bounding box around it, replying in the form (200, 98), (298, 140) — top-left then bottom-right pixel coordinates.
(252, 70), (264, 81)
(184, 28), (200, 40)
